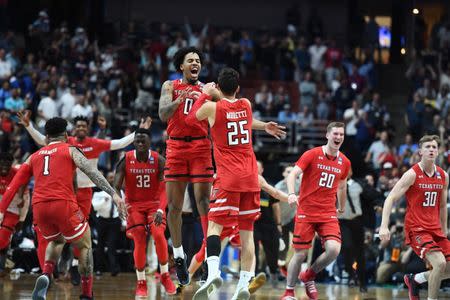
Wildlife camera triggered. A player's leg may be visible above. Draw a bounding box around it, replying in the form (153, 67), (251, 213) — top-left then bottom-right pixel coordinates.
(0, 212), (19, 273)
(281, 220), (313, 299)
(166, 180), (190, 284)
(424, 251), (447, 299)
(149, 221), (176, 295)
(72, 226), (94, 299)
(35, 227), (49, 272)
(193, 182), (211, 235)
(189, 241), (206, 278)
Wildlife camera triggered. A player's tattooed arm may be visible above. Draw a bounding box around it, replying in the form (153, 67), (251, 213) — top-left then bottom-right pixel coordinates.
(70, 147), (116, 197)
(159, 80), (183, 122)
(113, 156), (126, 195)
(158, 155), (166, 182)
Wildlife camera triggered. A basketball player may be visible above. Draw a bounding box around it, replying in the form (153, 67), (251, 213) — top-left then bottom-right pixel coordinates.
(281, 122), (351, 300)
(187, 67), (285, 300)
(379, 135), (450, 300)
(0, 153), (29, 274)
(18, 111), (151, 283)
(158, 46), (212, 285)
(113, 128), (176, 296)
(0, 117), (126, 300)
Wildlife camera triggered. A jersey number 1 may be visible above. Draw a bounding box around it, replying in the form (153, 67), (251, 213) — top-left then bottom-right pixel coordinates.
(423, 191), (437, 207)
(43, 155), (50, 175)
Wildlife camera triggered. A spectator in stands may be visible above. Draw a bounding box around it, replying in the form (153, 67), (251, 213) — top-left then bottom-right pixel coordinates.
(405, 92), (425, 140)
(324, 38), (342, 68)
(308, 36), (327, 73)
(294, 37), (310, 76)
(364, 92), (390, 131)
(0, 48), (11, 81)
(71, 27), (89, 54)
(37, 88), (58, 128)
(277, 104), (296, 123)
(349, 64), (366, 94)
(436, 83), (450, 116)
(299, 71), (316, 110)
(239, 31), (255, 74)
(71, 93), (93, 119)
(297, 105), (314, 128)
(32, 10), (50, 33)
(271, 85), (290, 117)
(166, 36), (187, 77)
(316, 89), (331, 120)
(397, 133), (418, 157)
(355, 111), (374, 152)
(334, 76), (355, 120)
(259, 34), (277, 80)
(279, 36), (296, 81)
(184, 16), (209, 48)
(344, 100), (364, 139)
(365, 130), (390, 172)
(416, 77), (437, 102)
(4, 88), (25, 113)
(254, 83), (273, 116)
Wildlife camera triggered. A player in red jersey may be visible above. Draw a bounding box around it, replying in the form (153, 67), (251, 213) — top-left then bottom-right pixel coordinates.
(18, 111), (151, 284)
(0, 117), (126, 300)
(380, 135), (450, 300)
(158, 46), (213, 285)
(281, 122), (351, 300)
(114, 128), (176, 297)
(186, 68), (285, 300)
(0, 153), (29, 274)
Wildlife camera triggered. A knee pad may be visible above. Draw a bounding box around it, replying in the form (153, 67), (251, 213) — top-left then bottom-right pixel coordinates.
(206, 235), (221, 257)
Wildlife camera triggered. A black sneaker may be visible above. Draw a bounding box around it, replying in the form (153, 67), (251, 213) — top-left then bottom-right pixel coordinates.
(174, 254), (190, 286)
(70, 265), (81, 286)
(404, 273), (420, 300)
(79, 294), (94, 300)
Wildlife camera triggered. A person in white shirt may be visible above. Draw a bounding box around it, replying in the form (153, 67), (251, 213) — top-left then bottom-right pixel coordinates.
(59, 83), (77, 119)
(37, 88), (58, 128)
(71, 93), (93, 119)
(308, 37), (327, 73)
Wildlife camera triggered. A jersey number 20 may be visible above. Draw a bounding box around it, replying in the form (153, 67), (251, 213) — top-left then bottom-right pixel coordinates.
(319, 172), (335, 188)
(227, 120), (249, 145)
(423, 191), (437, 207)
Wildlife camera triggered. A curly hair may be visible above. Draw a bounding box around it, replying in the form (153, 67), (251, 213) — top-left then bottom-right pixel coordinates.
(173, 47), (203, 72)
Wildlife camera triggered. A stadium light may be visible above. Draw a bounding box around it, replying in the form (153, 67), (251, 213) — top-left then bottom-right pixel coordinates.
(401, 48), (406, 55)
(412, 8), (419, 15)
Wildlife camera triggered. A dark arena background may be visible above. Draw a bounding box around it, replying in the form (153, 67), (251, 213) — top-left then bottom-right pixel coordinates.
(1, 0), (450, 299)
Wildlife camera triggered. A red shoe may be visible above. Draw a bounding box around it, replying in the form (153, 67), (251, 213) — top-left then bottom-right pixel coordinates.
(161, 272), (177, 295)
(299, 271), (318, 300)
(404, 274), (420, 300)
(280, 288), (296, 300)
(135, 280), (148, 297)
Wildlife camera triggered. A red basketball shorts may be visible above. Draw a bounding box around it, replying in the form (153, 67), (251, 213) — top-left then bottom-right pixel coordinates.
(0, 211), (19, 249)
(33, 200), (88, 242)
(407, 230), (450, 261)
(164, 146), (214, 183)
(125, 207), (166, 239)
(293, 219), (341, 249)
(208, 183), (260, 231)
(76, 187), (93, 217)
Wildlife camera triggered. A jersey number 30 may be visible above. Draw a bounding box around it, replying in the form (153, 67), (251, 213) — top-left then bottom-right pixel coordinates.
(423, 191), (437, 207)
(227, 120), (249, 145)
(319, 172), (335, 188)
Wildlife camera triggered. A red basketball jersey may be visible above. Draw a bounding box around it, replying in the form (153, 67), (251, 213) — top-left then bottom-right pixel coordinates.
(67, 136), (111, 159)
(405, 164), (446, 234)
(0, 168), (16, 195)
(30, 142), (77, 204)
(167, 79), (209, 139)
(124, 150), (161, 210)
(210, 98), (259, 192)
(296, 146), (351, 221)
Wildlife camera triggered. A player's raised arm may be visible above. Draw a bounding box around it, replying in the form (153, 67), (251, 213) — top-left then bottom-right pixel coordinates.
(287, 165), (303, 206)
(159, 80), (185, 122)
(379, 169), (416, 241)
(252, 118), (286, 140)
(440, 172), (449, 236)
(185, 82), (218, 125)
(17, 110), (46, 146)
(109, 117), (152, 150)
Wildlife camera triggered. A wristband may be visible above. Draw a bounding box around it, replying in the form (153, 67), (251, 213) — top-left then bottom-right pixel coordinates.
(288, 193), (296, 196)
(157, 209), (164, 214)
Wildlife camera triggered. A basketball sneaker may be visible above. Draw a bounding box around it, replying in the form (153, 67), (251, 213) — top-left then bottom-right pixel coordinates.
(174, 254), (190, 286)
(300, 271), (318, 300)
(161, 272), (177, 295)
(32, 274), (50, 300)
(280, 288), (296, 300)
(404, 274), (420, 300)
(231, 286), (250, 300)
(135, 279), (148, 297)
(192, 276), (223, 300)
(248, 272), (267, 294)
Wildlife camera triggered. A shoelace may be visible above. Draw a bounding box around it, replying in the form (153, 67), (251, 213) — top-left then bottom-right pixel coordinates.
(305, 281), (317, 292)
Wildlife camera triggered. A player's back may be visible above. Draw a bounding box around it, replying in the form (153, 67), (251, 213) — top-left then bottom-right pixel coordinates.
(124, 150), (160, 210)
(167, 79), (209, 140)
(30, 142), (77, 204)
(211, 98), (259, 192)
(405, 164), (445, 233)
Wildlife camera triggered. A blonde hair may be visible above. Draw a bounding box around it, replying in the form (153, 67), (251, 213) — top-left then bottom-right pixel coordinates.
(327, 122), (345, 132)
(418, 135), (440, 148)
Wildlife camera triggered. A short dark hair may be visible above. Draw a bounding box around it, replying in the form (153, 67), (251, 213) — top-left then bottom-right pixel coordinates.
(327, 121), (345, 132)
(135, 128), (151, 137)
(45, 117), (68, 137)
(419, 135), (440, 148)
(173, 47), (203, 72)
(73, 115), (89, 125)
(218, 68), (239, 95)
(0, 152), (13, 164)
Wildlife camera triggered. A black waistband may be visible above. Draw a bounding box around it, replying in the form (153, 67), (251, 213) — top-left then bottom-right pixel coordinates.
(169, 136), (207, 142)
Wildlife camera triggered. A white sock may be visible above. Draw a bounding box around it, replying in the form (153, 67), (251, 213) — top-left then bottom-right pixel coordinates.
(427, 298), (437, 300)
(206, 256), (220, 281)
(136, 269), (146, 281)
(237, 270), (254, 290)
(71, 259), (79, 267)
(173, 246), (184, 259)
(160, 263), (168, 274)
(414, 272), (427, 284)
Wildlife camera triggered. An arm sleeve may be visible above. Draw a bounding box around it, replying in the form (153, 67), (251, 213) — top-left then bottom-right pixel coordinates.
(0, 164), (32, 213)
(296, 149), (313, 172)
(25, 123), (46, 146)
(158, 181), (167, 212)
(110, 132), (135, 150)
(185, 93), (212, 125)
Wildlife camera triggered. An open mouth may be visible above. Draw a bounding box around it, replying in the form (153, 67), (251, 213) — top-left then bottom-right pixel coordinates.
(334, 141), (341, 146)
(190, 67), (199, 76)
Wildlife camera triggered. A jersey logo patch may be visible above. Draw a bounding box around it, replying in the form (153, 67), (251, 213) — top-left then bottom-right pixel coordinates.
(149, 156), (155, 164)
(318, 156), (324, 160)
(130, 160), (135, 164)
(338, 157), (342, 165)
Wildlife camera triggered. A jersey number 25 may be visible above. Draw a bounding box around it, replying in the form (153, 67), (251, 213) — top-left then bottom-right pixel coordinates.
(227, 121), (249, 146)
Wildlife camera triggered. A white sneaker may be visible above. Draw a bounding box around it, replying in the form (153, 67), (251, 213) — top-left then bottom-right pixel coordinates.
(192, 276), (223, 300)
(231, 286), (250, 300)
(32, 275), (50, 300)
